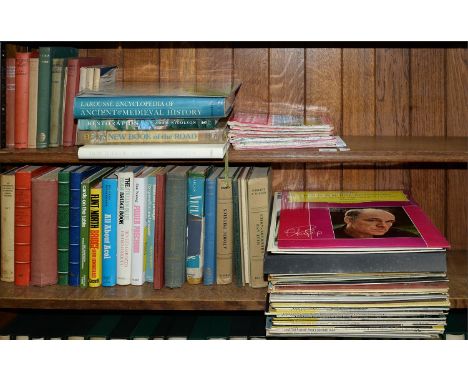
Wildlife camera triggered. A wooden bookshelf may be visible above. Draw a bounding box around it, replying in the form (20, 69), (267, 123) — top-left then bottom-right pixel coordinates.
(1, 136), (468, 164)
(0, 250), (466, 310)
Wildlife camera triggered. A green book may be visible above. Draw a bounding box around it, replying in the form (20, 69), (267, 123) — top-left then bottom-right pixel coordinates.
(85, 314), (121, 340)
(188, 314), (212, 340)
(57, 165), (81, 285)
(36, 46), (78, 148)
(48, 58), (67, 147)
(79, 167), (113, 287)
(232, 168), (244, 287)
(206, 314), (232, 340)
(129, 314), (164, 340)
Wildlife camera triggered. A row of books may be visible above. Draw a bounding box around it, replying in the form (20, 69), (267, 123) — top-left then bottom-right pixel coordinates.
(0, 164), (272, 289)
(264, 191), (451, 339)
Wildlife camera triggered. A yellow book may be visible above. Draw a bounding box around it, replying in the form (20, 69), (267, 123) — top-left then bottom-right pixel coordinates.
(89, 184), (102, 287)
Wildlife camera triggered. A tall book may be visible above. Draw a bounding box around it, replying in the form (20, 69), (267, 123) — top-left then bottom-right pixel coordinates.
(202, 167), (223, 285)
(0, 43), (5, 148)
(68, 166), (101, 286)
(80, 167), (113, 287)
(36, 46), (78, 149)
(62, 57), (103, 147)
(101, 167), (124, 287)
(48, 58), (67, 147)
(5, 57), (15, 148)
(27, 56), (39, 148)
(238, 167), (252, 285)
(57, 165), (81, 285)
(31, 167), (62, 286)
(116, 166), (144, 285)
(89, 181), (104, 287)
(232, 167), (245, 287)
(216, 166), (239, 285)
(14, 165), (52, 286)
(246, 166), (271, 288)
(164, 165), (192, 288)
(15, 51), (39, 149)
(1, 166), (26, 282)
(153, 165), (174, 289)
(186, 165), (212, 284)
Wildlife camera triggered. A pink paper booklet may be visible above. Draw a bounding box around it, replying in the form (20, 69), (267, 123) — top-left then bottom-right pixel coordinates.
(277, 191), (450, 250)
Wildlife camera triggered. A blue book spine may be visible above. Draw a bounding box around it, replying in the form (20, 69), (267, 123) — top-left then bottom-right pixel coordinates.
(203, 174), (218, 285)
(145, 176), (156, 283)
(73, 96), (226, 119)
(102, 177), (118, 286)
(186, 174), (206, 284)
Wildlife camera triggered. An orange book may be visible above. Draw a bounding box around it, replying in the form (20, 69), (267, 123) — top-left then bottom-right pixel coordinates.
(14, 51), (38, 149)
(14, 165), (52, 286)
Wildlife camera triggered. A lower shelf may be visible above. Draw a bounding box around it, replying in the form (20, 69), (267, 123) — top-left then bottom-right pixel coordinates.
(0, 250), (466, 310)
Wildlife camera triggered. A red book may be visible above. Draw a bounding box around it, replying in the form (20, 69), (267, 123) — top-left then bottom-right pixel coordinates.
(15, 52), (39, 149)
(14, 165), (52, 286)
(62, 57), (102, 147)
(31, 167), (62, 286)
(6, 58), (15, 148)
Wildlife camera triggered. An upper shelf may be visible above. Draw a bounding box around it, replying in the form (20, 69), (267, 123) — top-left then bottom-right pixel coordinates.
(0, 136), (467, 164)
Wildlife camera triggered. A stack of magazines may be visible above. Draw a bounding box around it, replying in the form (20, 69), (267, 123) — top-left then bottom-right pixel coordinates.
(73, 81), (241, 159)
(264, 191), (450, 339)
(227, 108), (348, 150)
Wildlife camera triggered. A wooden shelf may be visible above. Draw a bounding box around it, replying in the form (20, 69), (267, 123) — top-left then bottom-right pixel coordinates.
(0, 250), (466, 310)
(1, 136), (468, 164)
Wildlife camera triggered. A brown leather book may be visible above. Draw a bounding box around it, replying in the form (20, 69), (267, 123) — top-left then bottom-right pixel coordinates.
(31, 167), (62, 286)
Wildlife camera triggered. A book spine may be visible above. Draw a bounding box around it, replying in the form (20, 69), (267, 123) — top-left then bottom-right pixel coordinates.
(1, 174), (15, 282)
(153, 170), (167, 289)
(102, 177), (118, 287)
(57, 171), (71, 285)
(68, 173), (82, 286)
(5, 58), (15, 148)
(79, 180), (91, 287)
(14, 173), (32, 285)
(31, 176), (58, 286)
(76, 128), (226, 145)
(88, 187), (102, 287)
(232, 173), (242, 287)
(0, 43), (5, 148)
(216, 177), (233, 285)
(14, 53), (30, 149)
(77, 118), (219, 130)
(131, 176), (147, 285)
(203, 174), (217, 285)
(48, 58), (66, 148)
(62, 59), (79, 146)
(186, 174), (206, 284)
(145, 175), (156, 283)
(73, 96), (226, 119)
(117, 172), (134, 285)
(27, 58), (39, 148)
(36, 47), (53, 149)
(164, 170), (187, 288)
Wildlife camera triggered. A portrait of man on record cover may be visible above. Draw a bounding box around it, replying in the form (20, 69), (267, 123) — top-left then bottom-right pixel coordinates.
(330, 207), (421, 239)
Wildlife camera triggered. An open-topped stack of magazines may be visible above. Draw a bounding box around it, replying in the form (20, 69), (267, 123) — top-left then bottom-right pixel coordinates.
(264, 191), (450, 339)
(74, 81), (241, 159)
(227, 108), (348, 150)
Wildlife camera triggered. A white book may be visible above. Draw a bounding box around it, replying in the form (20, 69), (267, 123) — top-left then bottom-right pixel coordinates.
(78, 142), (229, 160)
(79, 67), (87, 91)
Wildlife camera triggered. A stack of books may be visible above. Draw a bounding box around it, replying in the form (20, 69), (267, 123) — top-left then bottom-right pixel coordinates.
(264, 191), (450, 339)
(74, 81), (241, 159)
(227, 108), (347, 150)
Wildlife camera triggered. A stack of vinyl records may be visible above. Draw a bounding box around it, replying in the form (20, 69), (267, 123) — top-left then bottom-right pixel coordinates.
(264, 191), (450, 339)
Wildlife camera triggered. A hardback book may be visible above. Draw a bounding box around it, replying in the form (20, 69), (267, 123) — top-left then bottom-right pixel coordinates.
(101, 167), (125, 287)
(80, 167), (113, 287)
(31, 167), (62, 286)
(57, 165), (81, 285)
(77, 141), (229, 160)
(36, 46), (78, 149)
(216, 166), (240, 285)
(131, 166), (154, 286)
(68, 166), (101, 286)
(238, 167), (252, 285)
(48, 58), (67, 147)
(186, 165), (212, 284)
(15, 51), (39, 149)
(88, 180), (103, 287)
(231, 167), (246, 287)
(116, 165), (144, 285)
(14, 165), (52, 286)
(75, 125), (227, 145)
(0, 43), (5, 148)
(5, 57), (15, 148)
(153, 165), (174, 289)
(165, 165), (193, 288)
(202, 167), (224, 286)
(277, 190), (451, 250)
(73, 81), (241, 119)
(246, 166), (272, 288)
(1, 166), (26, 282)
(62, 57), (103, 147)
(27, 57), (39, 148)
(77, 118), (219, 131)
